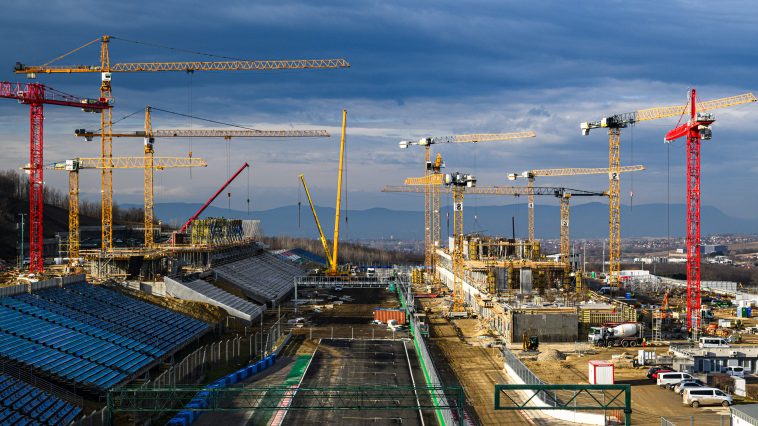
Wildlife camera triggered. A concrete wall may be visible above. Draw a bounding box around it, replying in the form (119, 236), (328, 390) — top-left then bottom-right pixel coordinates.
(511, 312), (579, 343)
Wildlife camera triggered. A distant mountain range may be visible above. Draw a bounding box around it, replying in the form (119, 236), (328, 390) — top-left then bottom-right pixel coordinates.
(133, 202), (758, 240)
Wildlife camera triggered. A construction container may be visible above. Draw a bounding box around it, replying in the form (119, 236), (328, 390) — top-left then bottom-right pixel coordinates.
(588, 360), (614, 385)
(373, 308), (406, 325)
(637, 350), (656, 366)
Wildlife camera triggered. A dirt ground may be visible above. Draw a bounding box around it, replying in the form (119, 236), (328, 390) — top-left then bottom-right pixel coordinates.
(521, 343), (731, 425)
(419, 298), (578, 426)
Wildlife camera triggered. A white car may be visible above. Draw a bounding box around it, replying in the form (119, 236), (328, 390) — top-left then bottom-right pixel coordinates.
(657, 372), (694, 387)
(675, 380), (706, 395)
(725, 366), (745, 377)
(682, 387), (732, 408)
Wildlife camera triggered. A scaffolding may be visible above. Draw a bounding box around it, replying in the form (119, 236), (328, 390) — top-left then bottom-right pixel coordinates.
(190, 218), (244, 245)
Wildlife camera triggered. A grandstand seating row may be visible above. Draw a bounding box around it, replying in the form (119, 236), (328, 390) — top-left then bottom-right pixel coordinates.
(214, 251), (303, 304)
(0, 373), (81, 425)
(0, 283), (210, 391)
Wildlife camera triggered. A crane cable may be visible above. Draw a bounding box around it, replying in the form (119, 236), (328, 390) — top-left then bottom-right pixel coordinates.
(111, 36), (246, 61)
(187, 70), (194, 179)
(630, 124), (635, 210)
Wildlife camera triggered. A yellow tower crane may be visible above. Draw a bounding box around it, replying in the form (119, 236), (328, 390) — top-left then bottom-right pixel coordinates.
(75, 106), (330, 247)
(507, 165), (645, 241)
(45, 156), (206, 262)
(580, 92), (756, 288)
(16, 35), (350, 251)
(398, 131), (536, 286)
(383, 184), (605, 291)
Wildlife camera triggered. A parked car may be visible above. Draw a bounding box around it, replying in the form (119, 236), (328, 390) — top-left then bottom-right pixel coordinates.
(725, 366), (745, 377)
(651, 369), (673, 380)
(682, 388), (732, 408)
(667, 377), (704, 391)
(675, 380), (706, 394)
(647, 366), (671, 379)
(657, 372), (694, 387)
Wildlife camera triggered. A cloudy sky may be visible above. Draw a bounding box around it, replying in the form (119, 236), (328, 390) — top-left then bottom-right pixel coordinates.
(1, 0), (757, 221)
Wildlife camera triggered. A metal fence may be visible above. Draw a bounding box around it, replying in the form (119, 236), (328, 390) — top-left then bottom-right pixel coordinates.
(30, 278), (59, 292)
(0, 283), (28, 297)
(69, 408), (107, 426)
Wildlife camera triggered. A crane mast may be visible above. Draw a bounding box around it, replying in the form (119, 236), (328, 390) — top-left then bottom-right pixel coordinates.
(580, 91), (755, 292)
(508, 165), (644, 242)
(0, 82), (109, 273)
(16, 34), (349, 252)
(44, 156), (206, 261)
(399, 131), (535, 289)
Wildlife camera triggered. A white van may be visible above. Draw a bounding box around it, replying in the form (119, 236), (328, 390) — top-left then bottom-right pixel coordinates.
(699, 337), (730, 348)
(682, 388), (732, 408)
(657, 372), (694, 387)
(725, 366), (745, 377)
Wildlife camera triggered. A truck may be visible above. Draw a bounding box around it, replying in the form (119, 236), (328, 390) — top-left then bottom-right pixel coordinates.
(588, 323), (644, 347)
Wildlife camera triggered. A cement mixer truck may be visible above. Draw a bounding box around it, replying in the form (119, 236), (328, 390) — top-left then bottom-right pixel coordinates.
(588, 323), (644, 347)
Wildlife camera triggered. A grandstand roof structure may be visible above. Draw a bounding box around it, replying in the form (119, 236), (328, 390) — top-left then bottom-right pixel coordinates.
(213, 251), (304, 306)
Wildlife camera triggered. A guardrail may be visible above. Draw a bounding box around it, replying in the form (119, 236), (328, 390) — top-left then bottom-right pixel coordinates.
(396, 273), (460, 426)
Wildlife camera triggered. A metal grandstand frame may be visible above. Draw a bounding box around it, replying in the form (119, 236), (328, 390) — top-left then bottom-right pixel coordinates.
(107, 385), (465, 419)
(294, 275), (386, 289)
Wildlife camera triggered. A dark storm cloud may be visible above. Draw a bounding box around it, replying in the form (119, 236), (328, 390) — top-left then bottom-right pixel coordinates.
(0, 0), (756, 214)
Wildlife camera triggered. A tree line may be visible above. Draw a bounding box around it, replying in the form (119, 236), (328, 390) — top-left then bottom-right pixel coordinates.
(261, 236), (423, 266)
(0, 170), (145, 224)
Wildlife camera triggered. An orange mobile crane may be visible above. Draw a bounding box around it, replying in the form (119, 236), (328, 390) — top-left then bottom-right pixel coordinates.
(15, 35), (350, 251)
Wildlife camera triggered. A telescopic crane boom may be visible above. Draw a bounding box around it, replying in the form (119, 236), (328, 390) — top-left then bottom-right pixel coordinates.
(299, 174), (333, 270)
(173, 162), (250, 242)
(298, 110), (348, 275)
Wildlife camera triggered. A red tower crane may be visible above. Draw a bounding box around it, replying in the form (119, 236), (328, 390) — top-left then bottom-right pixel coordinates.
(664, 88), (713, 336)
(0, 82), (109, 273)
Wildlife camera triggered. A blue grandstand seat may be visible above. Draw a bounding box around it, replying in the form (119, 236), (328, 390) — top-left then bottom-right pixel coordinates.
(0, 283), (210, 392)
(0, 373), (82, 425)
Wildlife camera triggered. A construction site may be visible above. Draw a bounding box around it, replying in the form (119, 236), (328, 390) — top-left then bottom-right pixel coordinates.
(0, 8), (757, 426)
